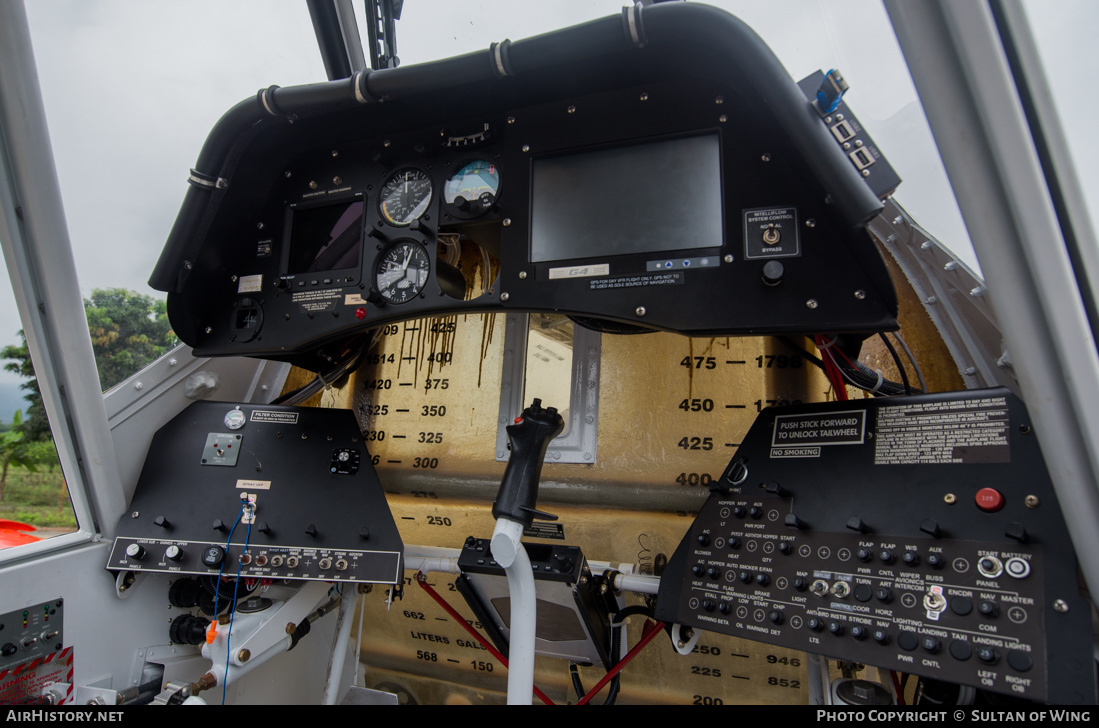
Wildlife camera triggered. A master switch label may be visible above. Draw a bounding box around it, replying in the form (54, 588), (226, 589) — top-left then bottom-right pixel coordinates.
(874, 396), (1010, 465)
(770, 409), (865, 458)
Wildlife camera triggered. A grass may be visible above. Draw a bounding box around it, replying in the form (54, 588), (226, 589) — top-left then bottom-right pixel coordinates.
(0, 465), (78, 529)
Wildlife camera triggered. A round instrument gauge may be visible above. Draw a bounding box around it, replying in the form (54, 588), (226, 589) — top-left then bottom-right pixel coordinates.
(379, 168), (433, 226)
(443, 160), (500, 218)
(374, 240), (430, 303)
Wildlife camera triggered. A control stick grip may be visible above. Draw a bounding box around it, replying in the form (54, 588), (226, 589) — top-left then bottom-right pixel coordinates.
(492, 399), (564, 527)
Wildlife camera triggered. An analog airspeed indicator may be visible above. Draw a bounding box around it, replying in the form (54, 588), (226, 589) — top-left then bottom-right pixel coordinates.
(379, 167), (433, 226)
(375, 240), (431, 303)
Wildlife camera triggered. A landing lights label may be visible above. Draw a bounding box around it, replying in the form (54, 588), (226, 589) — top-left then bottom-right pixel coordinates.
(770, 409), (866, 458)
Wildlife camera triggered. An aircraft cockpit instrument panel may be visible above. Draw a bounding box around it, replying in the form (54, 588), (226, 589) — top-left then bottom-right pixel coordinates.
(152, 3), (899, 368)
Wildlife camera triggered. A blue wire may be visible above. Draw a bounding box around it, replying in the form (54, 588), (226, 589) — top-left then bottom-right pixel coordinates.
(222, 510), (253, 705)
(212, 506), (244, 633)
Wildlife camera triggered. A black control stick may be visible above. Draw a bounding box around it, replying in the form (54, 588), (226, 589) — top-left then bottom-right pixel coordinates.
(492, 399), (564, 528)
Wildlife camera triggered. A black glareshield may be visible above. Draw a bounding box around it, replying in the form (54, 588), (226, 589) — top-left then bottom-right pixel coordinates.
(492, 399), (565, 527)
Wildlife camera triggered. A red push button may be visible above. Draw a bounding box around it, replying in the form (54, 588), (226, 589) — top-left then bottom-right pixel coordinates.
(975, 488), (1004, 512)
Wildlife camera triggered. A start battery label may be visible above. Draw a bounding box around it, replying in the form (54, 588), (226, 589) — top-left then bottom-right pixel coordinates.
(874, 396), (1010, 465)
(771, 409), (866, 458)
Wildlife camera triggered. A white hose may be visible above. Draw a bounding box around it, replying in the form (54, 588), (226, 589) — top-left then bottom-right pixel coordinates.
(491, 518), (536, 705)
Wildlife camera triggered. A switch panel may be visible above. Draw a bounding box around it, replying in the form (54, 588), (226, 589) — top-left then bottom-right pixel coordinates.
(655, 389), (1095, 704)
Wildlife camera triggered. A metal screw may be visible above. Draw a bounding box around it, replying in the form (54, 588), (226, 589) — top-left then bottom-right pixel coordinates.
(723, 254), (733, 263)
(971, 286), (986, 297)
(854, 290), (866, 299)
(806, 299), (818, 309)
(584, 452), (592, 461)
(518, 271), (527, 279)
(131, 511), (140, 519)
(134, 382), (143, 391)
(1019, 424), (1031, 435)
(169, 359), (178, 367)
(309, 181), (318, 190)
(331, 150), (338, 157)
(944, 493), (956, 504)
(944, 261), (958, 271)
(892, 216), (903, 225)
(500, 292), (510, 302)
(926, 296), (938, 304)
(238, 649), (251, 662)
(507, 116), (515, 124)
(502, 218), (512, 227)
(862, 170), (870, 177)
(715, 96), (723, 104)
(567, 105), (576, 114)
(205, 326), (213, 334)
(285, 171), (292, 178)
(1025, 495), (1040, 508)
(184, 261), (193, 270)
(522, 145), (530, 152)
(333, 177), (342, 185)
(640, 92), (649, 101)
(921, 241), (933, 250)
(761, 153), (771, 162)
(805, 219), (816, 228)
(256, 222), (264, 230)
(964, 367), (976, 375)
(1053, 599), (1069, 614)
(383, 140), (391, 148)
(718, 114), (727, 123)
(635, 306), (646, 316)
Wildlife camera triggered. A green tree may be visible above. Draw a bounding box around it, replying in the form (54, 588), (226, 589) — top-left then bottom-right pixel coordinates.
(0, 410), (37, 501)
(85, 288), (177, 391)
(1, 331), (50, 441)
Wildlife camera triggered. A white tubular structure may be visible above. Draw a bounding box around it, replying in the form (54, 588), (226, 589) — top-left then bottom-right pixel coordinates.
(323, 589), (360, 705)
(490, 517), (537, 705)
(202, 581), (331, 689)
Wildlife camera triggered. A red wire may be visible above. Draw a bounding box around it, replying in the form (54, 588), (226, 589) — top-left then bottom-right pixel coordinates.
(890, 670), (906, 706)
(815, 336), (848, 400)
(577, 620), (665, 705)
(415, 572), (556, 705)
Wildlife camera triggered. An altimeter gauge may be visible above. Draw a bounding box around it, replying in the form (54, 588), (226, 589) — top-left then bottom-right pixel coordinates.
(374, 240), (430, 303)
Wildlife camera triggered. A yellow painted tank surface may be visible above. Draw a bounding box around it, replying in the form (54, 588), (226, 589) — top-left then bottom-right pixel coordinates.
(280, 245), (961, 704)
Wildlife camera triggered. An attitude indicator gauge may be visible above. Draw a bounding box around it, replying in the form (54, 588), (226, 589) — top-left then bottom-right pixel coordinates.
(443, 159), (500, 218)
(375, 240), (431, 303)
(379, 167), (433, 226)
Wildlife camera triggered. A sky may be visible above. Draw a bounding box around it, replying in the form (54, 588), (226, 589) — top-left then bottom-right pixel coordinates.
(1, 0), (1096, 399)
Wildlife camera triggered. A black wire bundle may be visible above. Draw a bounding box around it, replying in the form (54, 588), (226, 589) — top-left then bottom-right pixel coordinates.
(778, 334), (925, 397)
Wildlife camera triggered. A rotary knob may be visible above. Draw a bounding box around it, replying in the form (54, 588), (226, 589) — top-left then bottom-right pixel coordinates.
(201, 545), (225, 569)
(125, 543), (146, 561)
(165, 545), (184, 562)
